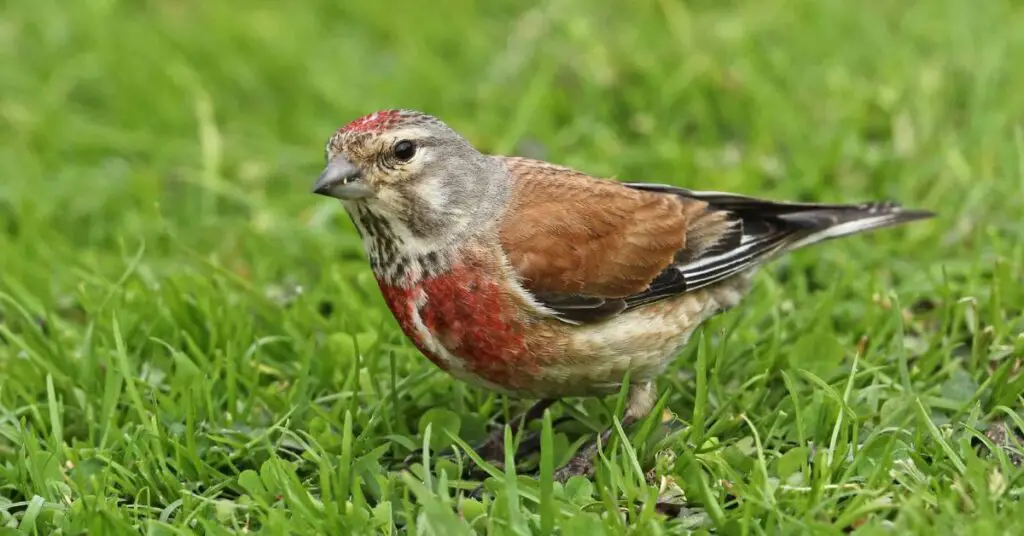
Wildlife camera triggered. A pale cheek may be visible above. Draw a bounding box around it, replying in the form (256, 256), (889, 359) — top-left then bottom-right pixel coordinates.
(372, 188), (409, 215)
(413, 176), (448, 210)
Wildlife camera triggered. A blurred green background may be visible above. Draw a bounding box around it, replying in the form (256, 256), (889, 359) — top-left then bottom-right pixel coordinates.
(2, 0), (1023, 533)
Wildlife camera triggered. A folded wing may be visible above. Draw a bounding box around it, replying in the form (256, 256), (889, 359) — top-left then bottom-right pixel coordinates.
(498, 157), (933, 323)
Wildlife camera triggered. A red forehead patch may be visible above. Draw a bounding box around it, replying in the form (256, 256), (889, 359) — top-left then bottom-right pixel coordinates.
(340, 110), (404, 134)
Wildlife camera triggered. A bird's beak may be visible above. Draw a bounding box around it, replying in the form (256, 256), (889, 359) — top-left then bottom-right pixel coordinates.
(312, 156), (373, 200)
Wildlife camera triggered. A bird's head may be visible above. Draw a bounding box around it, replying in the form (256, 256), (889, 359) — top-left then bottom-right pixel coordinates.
(314, 109), (508, 249)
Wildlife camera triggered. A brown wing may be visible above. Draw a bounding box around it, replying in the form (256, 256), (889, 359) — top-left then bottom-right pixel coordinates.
(497, 157), (933, 324)
(497, 157), (732, 309)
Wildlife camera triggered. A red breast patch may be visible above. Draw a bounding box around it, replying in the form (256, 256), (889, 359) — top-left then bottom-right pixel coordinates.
(376, 263), (540, 388)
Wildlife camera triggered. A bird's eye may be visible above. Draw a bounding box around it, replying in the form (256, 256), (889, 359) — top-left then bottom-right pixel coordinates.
(393, 140), (416, 162)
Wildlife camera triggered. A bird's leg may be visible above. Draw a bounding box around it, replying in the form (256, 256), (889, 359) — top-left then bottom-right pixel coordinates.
(553, 382), (657, 482)
(475, 398), (557, 461)
(401, 399), (557, 472)
(503, 415), (576, 457)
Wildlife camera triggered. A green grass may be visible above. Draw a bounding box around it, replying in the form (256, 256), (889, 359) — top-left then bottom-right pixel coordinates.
(2, 0), (1023, 533)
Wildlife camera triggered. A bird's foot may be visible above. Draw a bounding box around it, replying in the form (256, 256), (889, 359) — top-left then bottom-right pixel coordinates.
(461, 429), (544, 480)
(401, 400), (559, 475)
(399, 428), (548, 480)
(474, 427), (514, 462)
(475, 417), (571, 462)
(552, 428), (611, 482)
(553, 451), (596, 482)
(475, 398), (559, 461)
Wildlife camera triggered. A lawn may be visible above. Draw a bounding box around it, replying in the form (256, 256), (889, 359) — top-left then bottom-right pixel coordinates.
(2, 0), (1023, 533)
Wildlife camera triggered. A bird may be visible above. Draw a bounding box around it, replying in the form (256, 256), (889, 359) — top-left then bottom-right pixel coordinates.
(311, 109), (934, 480)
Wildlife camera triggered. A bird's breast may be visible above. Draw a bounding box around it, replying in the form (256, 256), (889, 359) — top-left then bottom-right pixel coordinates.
(375, 261), (543, 391)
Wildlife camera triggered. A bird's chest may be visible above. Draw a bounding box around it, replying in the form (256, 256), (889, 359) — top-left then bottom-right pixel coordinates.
(375, 263), (537, 390)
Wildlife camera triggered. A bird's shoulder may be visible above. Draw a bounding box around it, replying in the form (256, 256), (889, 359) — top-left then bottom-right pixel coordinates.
(494, 156), (734, 322)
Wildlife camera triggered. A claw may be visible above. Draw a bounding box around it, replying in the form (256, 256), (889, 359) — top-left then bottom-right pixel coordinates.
(554, 452), (596, 482)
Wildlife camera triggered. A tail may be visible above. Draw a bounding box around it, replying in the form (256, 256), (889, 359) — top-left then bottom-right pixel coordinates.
(627, 183), (935, 292)
(767, 200), (935, 251)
